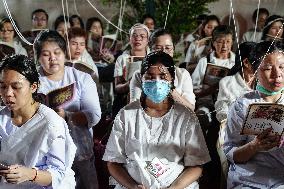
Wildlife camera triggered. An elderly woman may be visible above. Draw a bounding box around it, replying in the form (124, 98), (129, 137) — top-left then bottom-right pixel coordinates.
(0, 18), (27, 56)
(214, 42), (257, 188)
(130, 28), (195, 110)
(103, 51), (210, 189)
(224, 41), (284, 188)
(0, 55), (76, 189)
(34, 31), (101, 189)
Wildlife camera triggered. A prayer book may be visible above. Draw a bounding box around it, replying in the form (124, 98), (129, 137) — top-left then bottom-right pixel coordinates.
(37, 83), (75, 109)
(125, 56), (144, 81)
(241, 103), (284, 137)
(203, 63), (230, 86)
(99, 36), (118, 55)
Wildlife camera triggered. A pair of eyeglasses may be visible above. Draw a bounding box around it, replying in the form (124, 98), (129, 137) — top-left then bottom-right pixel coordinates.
(153, 46), (174, 53)
(131, 34), (147, 40)
(0, 29), (14, 33)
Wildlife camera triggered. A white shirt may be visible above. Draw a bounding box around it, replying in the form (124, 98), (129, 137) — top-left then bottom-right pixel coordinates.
(103, 100), (210, 188)
(242, 29), (262, 43)
(0, 104), (76, 189)
(215, 72), (253, 122)
(129, 67), (196, 106)
(0, 40), (27, 56)
(184, 41), (206, 63)
(191, 51), (235, 88)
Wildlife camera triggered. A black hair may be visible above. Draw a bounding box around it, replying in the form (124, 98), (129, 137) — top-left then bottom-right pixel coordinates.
(31, 9), (49, 21)
(149, 28), (173, 48)
(54, 15), (70, 30)
(141, 51), (175, 88)
(196, 14), (208, 26)
(252, 8), (269, 22)
(70, 15), (84, 29)
(253, 41), (284, 72)
(0, 55), (39, 98)
(86, 17), (104, 35)
(261, 15), (284, 40)
(201, 15), (220, 38)
(228, 42), (257, 75)
(34, 30), (66, 60)
(140, 14), (155, 25)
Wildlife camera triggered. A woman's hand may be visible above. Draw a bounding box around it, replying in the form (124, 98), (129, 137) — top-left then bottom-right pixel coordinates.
(101, 49), (115, 63)
(135, 185), (147, 189)
(250, 128), (281, 152)
(0, 165), (36, 184)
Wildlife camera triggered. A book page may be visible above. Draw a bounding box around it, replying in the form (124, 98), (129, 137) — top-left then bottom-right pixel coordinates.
(125, 56), (144, 81)
(241, 103), (284, 137)
(203, 63), (229, 86)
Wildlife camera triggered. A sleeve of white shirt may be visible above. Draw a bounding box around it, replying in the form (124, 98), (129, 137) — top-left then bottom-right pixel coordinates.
(215, 77), (232, 122)
(114, 54), (124, 77)
(184, 42), (196, 63)
(184, 111), (211, 166)
(175, 68), (196, 106)
(80, 73), (101, 128)
(102, 113), (127, 163)
(223, 99), (248, 164)
(191, 57), (207, 87)
(129, 71), (142, 103)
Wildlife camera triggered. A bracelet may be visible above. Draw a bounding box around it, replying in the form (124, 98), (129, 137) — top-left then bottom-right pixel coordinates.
(30, 168), (38, 182)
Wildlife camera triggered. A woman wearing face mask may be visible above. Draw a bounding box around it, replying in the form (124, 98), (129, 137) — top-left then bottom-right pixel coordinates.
(0, 55), (76, 189)
(184, 15), (220, 66)
(103, 51), (210, 189)
(130, 28), (195, 110)
(0, 18), (27, 56)
(224, 41), (284, 188)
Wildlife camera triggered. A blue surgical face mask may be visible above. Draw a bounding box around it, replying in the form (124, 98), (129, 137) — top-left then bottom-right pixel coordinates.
(256, 83), (284, 96)
(142, 80), (171, 104)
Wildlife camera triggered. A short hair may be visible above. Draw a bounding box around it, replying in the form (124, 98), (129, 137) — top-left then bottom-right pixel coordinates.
(141, 51), (175, 87)
(0, 54), (39, 86)
(54, 15), (70, 30)
(34, 30), (66, 60)
(86, 17), (103, 34)
(228, 42), (257, 75)
(253, 41), (284, 72)
(70, 15), (84, 29)
(67, 27), (87, 40)
(196, 14), (208, 26)
(212, 25), (234, 42)
(252, 8), (269, 22)
(262, 15), (284, 40)
(140, 14), (155, 25)
(31, 9), (49, 21)
(201, 15), (220, 38)
(149, 28), (173, 48)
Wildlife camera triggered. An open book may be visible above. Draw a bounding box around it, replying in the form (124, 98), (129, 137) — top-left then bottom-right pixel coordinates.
(0, 42), (15, 60)
(241, 103), (284, 137)
(37, 83), (75, 109)
(124, 56), (144, 81)
(203, 63), (230, 86)
(99, 36), (118, 55)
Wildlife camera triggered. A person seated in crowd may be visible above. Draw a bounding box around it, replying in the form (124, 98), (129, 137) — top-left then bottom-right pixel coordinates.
(85, 17), (116, 116)
(215, 42), (257, 188)
(242, 8), (269, 43)
(54, 15), (70, 38)
(0, 17), (27, 56)
(224, 41), (284, 189)
(140, 14), (155, 32)
(70, 15), (84, 29)
(66, 27), (99, 80)
(184, 15), (220, 66)
(0, 55), (76, 189)
(34, 30), (101, 189)
(261, 15), (284, 42)
(112, 23), (150, 117)
(31, 9), (49, 30)
(130, 28), (196, 110)
(103, 51), (210, 189)
(184, 14), (208, 55)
